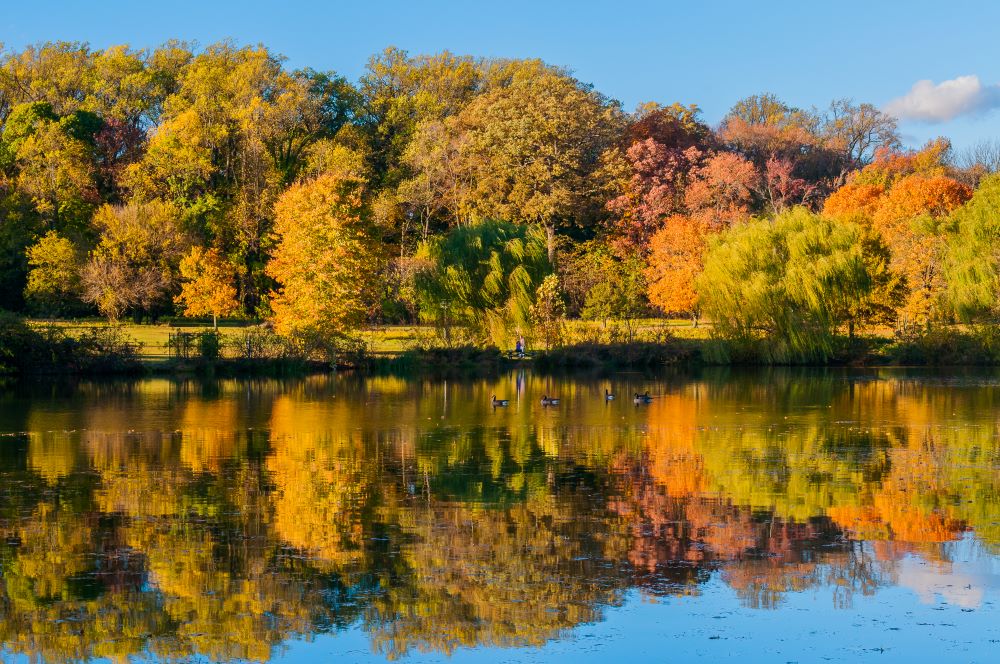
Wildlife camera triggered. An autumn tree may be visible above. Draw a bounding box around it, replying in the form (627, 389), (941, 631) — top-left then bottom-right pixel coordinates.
(821, 99), (899, 171)
(454, 62), (621, 260)
(822, 140), (971, 326)
(870, 175), (971, 324)
(23, 231), (85, 316)
(852, 137), (952, 188)
(822, 182), (885, 222)
(719, 93), (893, 199)
(126, 43), (357, 312)
(759, 156), (816, 213)
(175, 247), (239, 328)
(267, 172), (382, 340)
(683, 152), (757, 226)
(720, 94), (824, 171)
(0, 42), (182, 203)
(360, 47), (483, 188)
(397, 116), (474, 241)
(602, 104), (712, 255)
(646, 215), (712, 322)
(82, 200), (189, 320)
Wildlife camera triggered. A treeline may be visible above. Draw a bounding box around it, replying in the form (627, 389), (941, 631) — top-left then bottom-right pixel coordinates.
(1, 41), (999, 358)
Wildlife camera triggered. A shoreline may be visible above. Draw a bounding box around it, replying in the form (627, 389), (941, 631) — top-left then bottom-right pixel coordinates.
(9, 336), (1000, 379)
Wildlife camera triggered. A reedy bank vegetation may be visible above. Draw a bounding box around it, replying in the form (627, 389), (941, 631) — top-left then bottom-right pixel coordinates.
(0, 41), (999, 363)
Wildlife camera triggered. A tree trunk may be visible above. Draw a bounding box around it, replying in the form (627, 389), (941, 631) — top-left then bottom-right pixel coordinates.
(213, 313), (218, 330)
(545, 224), (556, 265)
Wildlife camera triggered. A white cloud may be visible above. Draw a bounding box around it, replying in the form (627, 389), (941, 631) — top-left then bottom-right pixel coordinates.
(884, 75), (1000, 123)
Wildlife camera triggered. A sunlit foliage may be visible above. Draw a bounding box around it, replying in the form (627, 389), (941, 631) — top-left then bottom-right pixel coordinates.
(698, 208), (877, 361)
(267, 172), (382, 340)
(414, 220), (550, 346)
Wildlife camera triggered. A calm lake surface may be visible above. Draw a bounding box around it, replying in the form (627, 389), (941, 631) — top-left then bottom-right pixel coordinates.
(2, 368), (1000, 663)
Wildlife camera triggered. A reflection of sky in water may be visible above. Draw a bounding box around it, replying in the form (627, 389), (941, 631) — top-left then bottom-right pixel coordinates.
(280, 542), (1000, 663)
(897, 535), (1000, 610)
(281, 577), (1000, 663)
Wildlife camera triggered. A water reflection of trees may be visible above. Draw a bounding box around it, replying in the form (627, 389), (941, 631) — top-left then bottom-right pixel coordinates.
(1, 372), (1000, 661)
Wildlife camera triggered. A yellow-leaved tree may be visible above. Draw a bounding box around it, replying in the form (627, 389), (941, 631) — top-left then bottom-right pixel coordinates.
(175, 247), (239, 328)
(266, 172), (382, 341)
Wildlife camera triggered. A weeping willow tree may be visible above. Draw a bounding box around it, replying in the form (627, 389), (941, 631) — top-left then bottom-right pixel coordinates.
(697, 208), (874, 362)
(944, 174), (1000, 322)
(414, 220), (551, 346)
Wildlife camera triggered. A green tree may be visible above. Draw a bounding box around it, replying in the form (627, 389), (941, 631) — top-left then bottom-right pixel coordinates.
(415, 220), (551, 346)
(944, 174), (1000, 321)
(7, 108), (97, 233)
(581, 257), (648, 342)
(530, 274), (566, 350)
(697, 208), (875, 361)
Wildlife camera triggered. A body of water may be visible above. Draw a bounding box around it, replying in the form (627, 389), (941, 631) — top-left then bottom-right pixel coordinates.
(1, 368), (1000, 662)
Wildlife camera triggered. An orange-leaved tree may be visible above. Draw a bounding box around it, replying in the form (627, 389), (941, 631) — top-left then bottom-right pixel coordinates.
(646, 215), (711, 323)
(823, 139), (972, 326)
(870, 175), (971, 324)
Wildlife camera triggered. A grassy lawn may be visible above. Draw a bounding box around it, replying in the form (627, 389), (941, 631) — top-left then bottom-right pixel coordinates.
(27, 318), (713, 362)
(29, 320), (247, 362)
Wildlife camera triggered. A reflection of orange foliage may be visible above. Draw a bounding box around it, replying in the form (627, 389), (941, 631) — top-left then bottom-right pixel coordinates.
(642, 393), (703, 497)
(828, 443), (966, 547)
(696, 504), (758, 558)
(267, 436), (368, 568)
(828, 500), (962, 545)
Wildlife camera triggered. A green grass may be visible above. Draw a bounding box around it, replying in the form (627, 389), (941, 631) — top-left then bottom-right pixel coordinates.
(358, 325), (435, 354)
(28, 320), (247, 362)
(25, 317), (714, 363)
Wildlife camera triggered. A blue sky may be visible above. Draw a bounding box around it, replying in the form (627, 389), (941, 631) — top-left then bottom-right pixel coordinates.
(4, 0), (999, 151)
